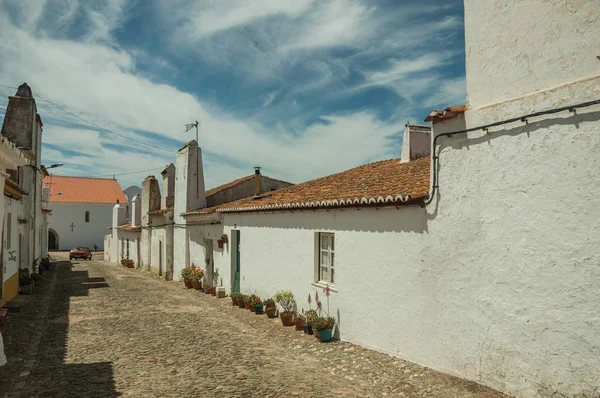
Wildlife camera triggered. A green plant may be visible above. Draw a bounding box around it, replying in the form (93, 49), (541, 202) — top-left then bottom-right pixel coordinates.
(241, 294), (249, 304)
(212, 268), (220, 287)
(93, 244), (98, 252)
(274, 290), (296, 314)
(264, 298), (276, 309)
(231, 292), (242, 300)
(304, 309), (318, 326)
(250, 295), (263, 306)
(295, 314), (306, 324)
(313, 316), (336, 332)
(180, 266), (192, 281)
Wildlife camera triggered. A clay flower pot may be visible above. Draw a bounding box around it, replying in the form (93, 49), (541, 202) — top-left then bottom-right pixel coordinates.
(294, 318), (304, 331)
(204, 287), (211, 294)
(238, 300), (246, 309)
(184, 280), (193, 289)
(280, 313), (294, 327)
(231, 297), (238, 306)
(265, 307), (277, 318)
(192, 281), (202, 290)
(210, 287), (216, 296)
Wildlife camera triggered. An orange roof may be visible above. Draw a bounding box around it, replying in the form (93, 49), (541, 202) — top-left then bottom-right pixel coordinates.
(185, 157), (430, 215)
(206, 175), (254, 197)
(44, 176), (128, 204)
(205, 174), (292, 198)
(425, 106), (467, 122)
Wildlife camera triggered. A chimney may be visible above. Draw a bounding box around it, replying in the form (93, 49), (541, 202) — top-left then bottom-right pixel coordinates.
(174, 140), (206, 216)
(1, 83), (37, 150)
(400, 124), (431, 163)
(141, 175), (161, 226)
(252, 166), (261, 200)
(131, 194), (142, 227)
(112, 203), (127, 229)
(161, 163), (175, 209)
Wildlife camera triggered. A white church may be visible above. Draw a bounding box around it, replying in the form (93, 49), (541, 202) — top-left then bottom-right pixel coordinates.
(44, 176), (128, 251)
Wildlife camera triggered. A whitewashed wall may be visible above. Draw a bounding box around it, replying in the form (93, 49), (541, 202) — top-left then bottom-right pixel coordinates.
(149, 219), (173, 279)
(221, 208), (428, 337)
(48, 203), (113, 250)
(464, 0), (600, 109)
(187, 223), (229, 288)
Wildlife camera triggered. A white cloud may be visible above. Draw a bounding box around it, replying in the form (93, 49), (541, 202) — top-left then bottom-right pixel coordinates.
(0, 1), (466, 191)
(177, 0), (315, 36)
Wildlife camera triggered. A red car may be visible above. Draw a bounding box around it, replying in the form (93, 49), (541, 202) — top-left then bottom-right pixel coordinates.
(70, 246), (92, 261)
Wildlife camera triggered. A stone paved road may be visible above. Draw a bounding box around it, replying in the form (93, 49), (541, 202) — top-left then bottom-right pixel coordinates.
(1, 259), (507, 397)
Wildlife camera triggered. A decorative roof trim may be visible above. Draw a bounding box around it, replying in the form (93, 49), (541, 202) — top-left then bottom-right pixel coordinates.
(218, 194), (417, 213)
(148, 206), (173, 216)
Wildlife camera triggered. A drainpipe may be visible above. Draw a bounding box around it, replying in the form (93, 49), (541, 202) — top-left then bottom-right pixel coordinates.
(252, 166), (261, 200)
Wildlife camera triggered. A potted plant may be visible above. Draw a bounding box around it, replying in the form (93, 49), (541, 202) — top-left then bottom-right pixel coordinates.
(190, 265), (204, 290)
(231, 292), (241, 306)
(180, 267), (193, 288)
(247, 294), (259, 312)
(294, 313), (306, 331)
(251, 296), (264, 314)
(239, 295), (248, 308)
(274, 290), (296, 326)
(264, 298), (277, 318)
(19, 269), (33, 295)
(304, 309), (318, 335)
(313, 316), (336, 342)
(211, 268), (220, 296)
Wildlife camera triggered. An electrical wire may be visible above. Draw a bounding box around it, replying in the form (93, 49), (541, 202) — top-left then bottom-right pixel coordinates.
(0, 83), (178, 154)
(91, 167), (165, 178)
(422, 98), (600, 206)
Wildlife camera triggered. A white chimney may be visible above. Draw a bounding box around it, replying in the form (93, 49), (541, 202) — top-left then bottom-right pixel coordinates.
(175, 140), (206, 215)
(161, 163), (175, 209)
(401, 124), (431, 163)
(112, 204), (127, 231)
(131, 194), (142, 227)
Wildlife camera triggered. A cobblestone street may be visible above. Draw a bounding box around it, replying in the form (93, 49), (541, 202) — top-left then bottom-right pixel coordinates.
(1, 259), (506, 397)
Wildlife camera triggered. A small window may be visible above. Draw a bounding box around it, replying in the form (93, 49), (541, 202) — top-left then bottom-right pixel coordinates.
(6, 213), (11, 249)
(270, 187), (276, 191)
(318, 233), (334, 284)
(126, 239), (130, 259)
(85, 211), (90, 223)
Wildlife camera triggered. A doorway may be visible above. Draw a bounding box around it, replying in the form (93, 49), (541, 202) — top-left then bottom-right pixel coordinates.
(48, 229), (59, 250)
(205, 239), (214, 286)
(232, 230), (240, 293)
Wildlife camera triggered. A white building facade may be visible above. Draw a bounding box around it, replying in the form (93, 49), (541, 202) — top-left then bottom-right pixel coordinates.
(45, 176), (128, 251)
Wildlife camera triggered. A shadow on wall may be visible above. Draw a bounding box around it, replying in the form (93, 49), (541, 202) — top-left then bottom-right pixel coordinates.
(0, 261), (118, 396)
(232, 205), (429, 234)
(428, 109), (600, 220)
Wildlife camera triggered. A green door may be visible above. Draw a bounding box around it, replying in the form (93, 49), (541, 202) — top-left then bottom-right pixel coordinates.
(233, 230), (241, 293)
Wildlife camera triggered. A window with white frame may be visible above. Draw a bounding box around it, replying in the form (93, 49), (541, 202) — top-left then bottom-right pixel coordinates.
(85, 211), (90, 223)
(318, 233), (334, 284)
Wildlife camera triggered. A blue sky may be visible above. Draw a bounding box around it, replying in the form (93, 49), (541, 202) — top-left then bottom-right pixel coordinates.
(0, 0), (466, 190)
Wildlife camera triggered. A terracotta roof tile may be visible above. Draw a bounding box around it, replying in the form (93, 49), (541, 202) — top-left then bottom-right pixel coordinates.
(425, 106), (467, 122)
(205, 174), (292, 198)
(185, 157), (430, 215)
(111, 223), (141, 232)
(205, 175), (254, 197)
(44, 176), (128, 204)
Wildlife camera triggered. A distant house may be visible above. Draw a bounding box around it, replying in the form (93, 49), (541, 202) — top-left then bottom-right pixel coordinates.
(44, 176), (127, 251)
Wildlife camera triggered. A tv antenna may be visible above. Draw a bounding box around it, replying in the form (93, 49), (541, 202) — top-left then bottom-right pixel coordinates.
(185, 120), (200, 142)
